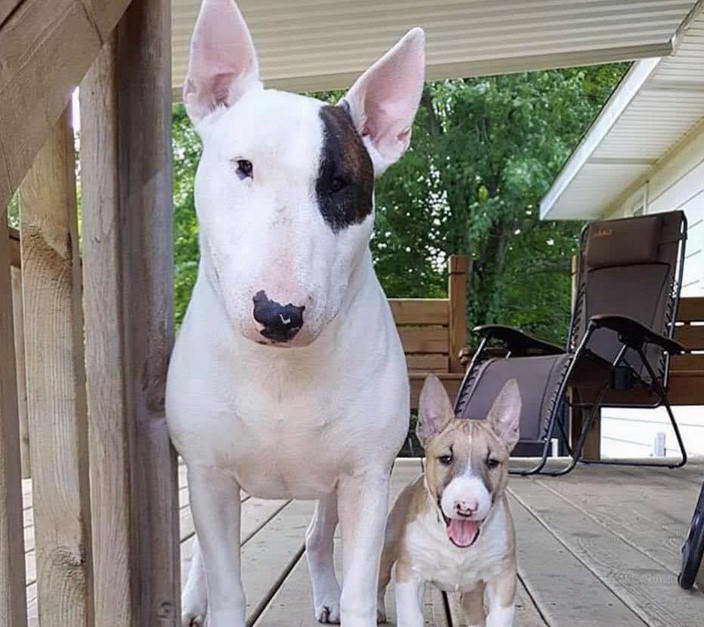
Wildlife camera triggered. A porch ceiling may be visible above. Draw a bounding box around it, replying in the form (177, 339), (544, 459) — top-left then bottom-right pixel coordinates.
(541, 1), (704, 219)
(172, 0), (696, 98)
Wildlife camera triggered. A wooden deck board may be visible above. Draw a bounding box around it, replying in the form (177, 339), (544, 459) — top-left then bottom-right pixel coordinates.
(510, 474), (704, 626)
(20, 458), (704, 625)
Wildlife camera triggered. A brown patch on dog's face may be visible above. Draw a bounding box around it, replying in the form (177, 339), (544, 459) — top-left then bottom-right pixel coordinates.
(316, 105), (374, 232)
(424, 419), (511, 509)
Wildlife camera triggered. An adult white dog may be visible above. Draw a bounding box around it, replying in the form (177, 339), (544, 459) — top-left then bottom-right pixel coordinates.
(166, 1), (425, 625)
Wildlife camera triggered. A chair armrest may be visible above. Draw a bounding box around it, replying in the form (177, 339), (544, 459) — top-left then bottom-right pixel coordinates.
(472, 325), (564, 356)
(589, 314), (685, 355)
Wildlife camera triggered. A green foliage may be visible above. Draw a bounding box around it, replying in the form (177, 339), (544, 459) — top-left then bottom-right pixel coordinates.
(173, 105), (202, 325)
(368, 64), (627, 344)
(171, 64), (627, 341)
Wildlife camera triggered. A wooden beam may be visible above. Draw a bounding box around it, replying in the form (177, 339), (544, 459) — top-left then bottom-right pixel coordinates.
(448, 255), (470, 373)
(8, 228), (20, 267)
(19, 105), (94, 625)
(0, 0), (132, 212)
(10, 266), (30, 478)
(0, 123), (26, 627)
(80, 0), (179, 623)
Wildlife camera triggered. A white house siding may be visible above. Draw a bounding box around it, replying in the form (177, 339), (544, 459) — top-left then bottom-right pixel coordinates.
(601, 123), (704, 459)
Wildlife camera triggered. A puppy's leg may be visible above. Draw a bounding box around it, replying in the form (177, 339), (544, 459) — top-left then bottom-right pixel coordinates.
(306, 494), (341, 623)
(337, 469), (390, 627)
(188, 465), (245, 627)
(393, 561), (425, 627)
(182, 537), (207, 626)
(485, 569), (516, 627)
(460, 582), (486, 627)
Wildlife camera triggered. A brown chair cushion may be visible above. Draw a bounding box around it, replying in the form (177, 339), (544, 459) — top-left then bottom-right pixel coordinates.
(585, 215), (661, 269)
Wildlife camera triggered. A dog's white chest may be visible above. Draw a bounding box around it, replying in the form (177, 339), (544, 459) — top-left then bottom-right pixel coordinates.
(405, 503), (513, 592)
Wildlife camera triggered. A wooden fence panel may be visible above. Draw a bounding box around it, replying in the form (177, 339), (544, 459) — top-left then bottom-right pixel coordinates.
(19, 106), (94, 625)
(80, 0), (179, 623)
(0, 140), (27, 627)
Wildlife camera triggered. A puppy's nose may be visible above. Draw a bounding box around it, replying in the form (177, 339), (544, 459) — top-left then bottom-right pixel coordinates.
(252, 290), (305, 342)
(456, 499), (478, 516)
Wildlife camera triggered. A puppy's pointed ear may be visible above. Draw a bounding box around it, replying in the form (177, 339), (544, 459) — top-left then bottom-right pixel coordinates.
(342, 28), (425, 176)
(417, 375), (454, 446)
(183, 0), (262, 124)
(487, 379), (522, 452)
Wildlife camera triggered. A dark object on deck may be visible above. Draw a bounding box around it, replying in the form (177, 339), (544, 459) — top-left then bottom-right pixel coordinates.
(454, 211), (688, 476)
(679, 482), (704, 590)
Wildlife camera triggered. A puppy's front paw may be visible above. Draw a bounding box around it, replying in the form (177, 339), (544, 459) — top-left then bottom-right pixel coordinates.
(315, 601), (341, 624)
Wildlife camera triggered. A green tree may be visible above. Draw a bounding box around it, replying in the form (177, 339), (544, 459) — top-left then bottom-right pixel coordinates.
(172, 64), (627, 342)
(370, 64), (627, 344)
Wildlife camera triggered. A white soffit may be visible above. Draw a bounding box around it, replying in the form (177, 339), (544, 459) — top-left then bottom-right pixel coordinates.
(541, 2), (704, 219)
(172, 0), (695, 98)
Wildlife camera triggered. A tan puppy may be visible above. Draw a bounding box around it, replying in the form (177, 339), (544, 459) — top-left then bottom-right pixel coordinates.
(378, 375), (521, 627)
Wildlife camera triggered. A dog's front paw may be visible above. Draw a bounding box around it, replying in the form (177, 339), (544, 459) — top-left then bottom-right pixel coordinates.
(315, 601), (341, 624)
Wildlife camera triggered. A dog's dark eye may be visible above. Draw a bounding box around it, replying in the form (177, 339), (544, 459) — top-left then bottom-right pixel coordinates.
(438, 454), (453, 466)
(236, 159), (253, 180)
(330, 176), (348, 193)
(486, 458), (500, 468)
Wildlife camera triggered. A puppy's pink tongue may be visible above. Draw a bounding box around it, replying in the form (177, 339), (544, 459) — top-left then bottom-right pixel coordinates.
(447, 518), (479, 547)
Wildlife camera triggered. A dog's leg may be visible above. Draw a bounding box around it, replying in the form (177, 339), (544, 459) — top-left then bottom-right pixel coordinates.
(188, 466), (245, 627)
(182, 537), (207, 626)
(460, 582), (486, 627)
(485, 570), (516, 627)
(393, 561), (425, 627)
(337, 470), (390, 626)
(306, 494), (341, 623)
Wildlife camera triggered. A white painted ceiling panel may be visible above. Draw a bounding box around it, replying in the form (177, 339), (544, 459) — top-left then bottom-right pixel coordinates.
(172, 0), (695, 96)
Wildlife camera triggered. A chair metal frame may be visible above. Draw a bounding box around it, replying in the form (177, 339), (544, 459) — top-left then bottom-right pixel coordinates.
(454, 214), (688, 476)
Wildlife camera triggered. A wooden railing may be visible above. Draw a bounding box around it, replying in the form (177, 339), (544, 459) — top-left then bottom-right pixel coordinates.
(671, 296), (704, 404)
(1, 1), (177, 625)
(390, 255), (470, 410)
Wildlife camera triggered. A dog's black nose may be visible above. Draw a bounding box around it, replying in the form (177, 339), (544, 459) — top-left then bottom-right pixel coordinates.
(252, 290), (305, 342)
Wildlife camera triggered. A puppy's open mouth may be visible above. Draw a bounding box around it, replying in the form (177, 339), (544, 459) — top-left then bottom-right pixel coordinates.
(442, 512), (480, 548)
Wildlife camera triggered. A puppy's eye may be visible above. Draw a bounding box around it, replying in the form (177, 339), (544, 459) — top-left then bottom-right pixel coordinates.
(486, 458), (500, 469)
(330, 176), (348, 193)
(236, 159), (253, 180)
(438, 454), (453, 466)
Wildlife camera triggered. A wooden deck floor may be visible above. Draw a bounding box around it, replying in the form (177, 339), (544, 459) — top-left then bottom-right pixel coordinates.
(21, 458), (704, 625)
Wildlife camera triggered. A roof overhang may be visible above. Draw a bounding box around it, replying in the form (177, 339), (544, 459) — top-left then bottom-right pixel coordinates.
(541, 1), (704, 219)
(172, 0), (696, 99)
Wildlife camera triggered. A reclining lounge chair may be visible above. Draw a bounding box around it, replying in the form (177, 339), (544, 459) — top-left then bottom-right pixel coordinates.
(454, 211), (688, 476)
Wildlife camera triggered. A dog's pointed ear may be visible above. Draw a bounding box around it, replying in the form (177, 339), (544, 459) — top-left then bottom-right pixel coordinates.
(341, 28), (425, 176)
(417, 374), (454, 446)
(183, 0), (262, 124)
(487, 379), (522, 452)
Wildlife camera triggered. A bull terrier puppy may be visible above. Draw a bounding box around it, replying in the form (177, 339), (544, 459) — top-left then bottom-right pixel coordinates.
(378, 375), (521, 627)
(166, 1), (426, 625)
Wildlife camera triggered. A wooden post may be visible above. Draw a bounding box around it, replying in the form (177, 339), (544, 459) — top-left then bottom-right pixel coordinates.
(0, 181), (27, 627)
(10, 266), (30, 478)
(448, 255), (470, 373)
(80, 0), (179, 623)
(18, 106), (94, 625)
(568, 256), (601, 460)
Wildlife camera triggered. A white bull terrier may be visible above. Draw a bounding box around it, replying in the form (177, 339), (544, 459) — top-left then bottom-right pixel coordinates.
(377, 376), (520, 627)
(166, 1), (425, 625)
